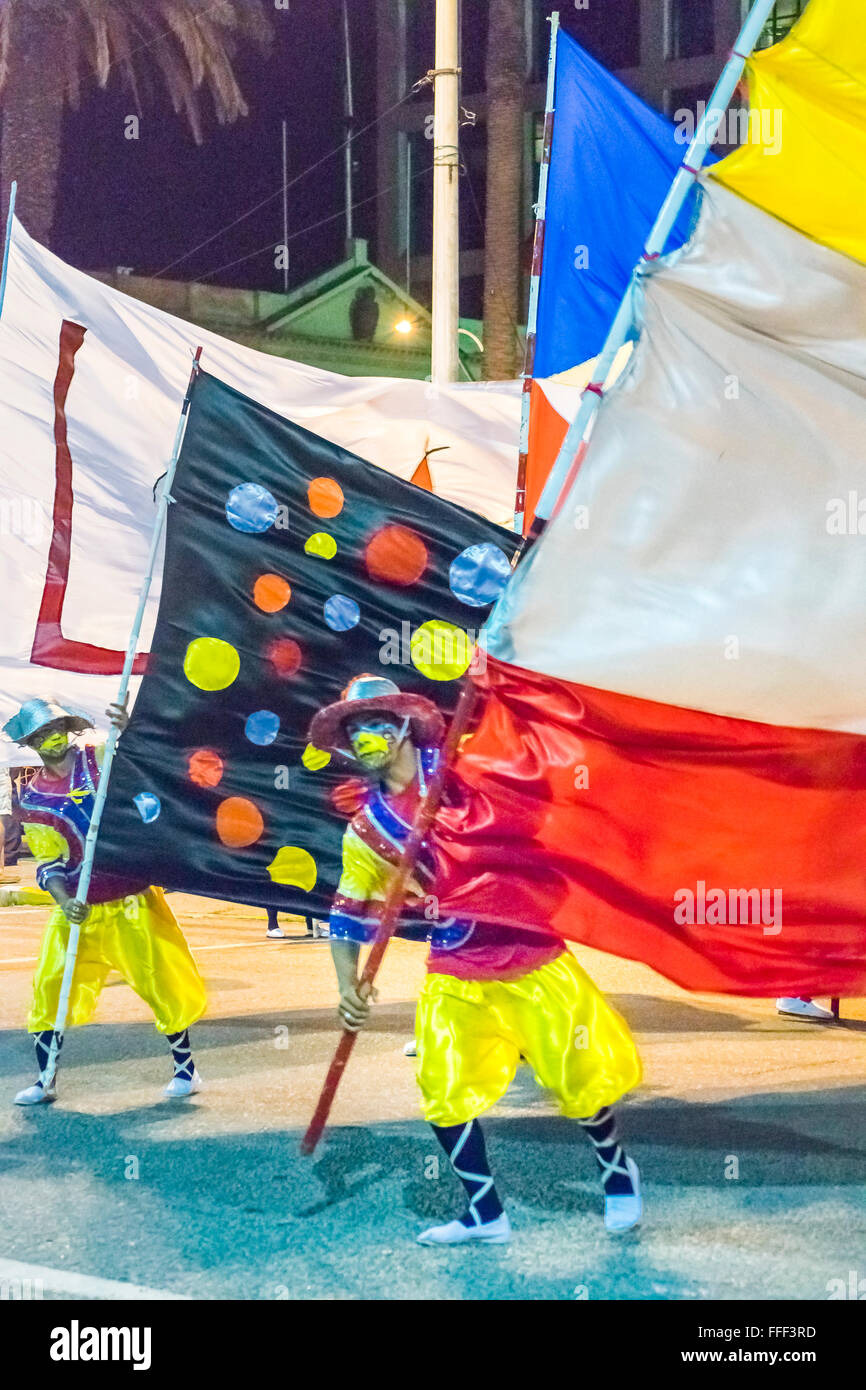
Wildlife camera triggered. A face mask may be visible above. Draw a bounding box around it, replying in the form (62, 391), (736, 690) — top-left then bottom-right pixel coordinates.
(36, 730), (69, 757)
(347, 717), (405, 770)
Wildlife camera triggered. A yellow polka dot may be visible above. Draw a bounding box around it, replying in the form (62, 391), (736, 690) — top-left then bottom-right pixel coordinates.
(266, 846), (317, 891)
(301, 743), (331, 771)
(183, 637), (240, 692)
(410, 620), (473, 682)
(305, 532), (337, 560)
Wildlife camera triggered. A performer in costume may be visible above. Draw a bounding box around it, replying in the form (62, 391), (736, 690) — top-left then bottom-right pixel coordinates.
(3, 698), (207, 1106)
(310, 675), (643, 1246)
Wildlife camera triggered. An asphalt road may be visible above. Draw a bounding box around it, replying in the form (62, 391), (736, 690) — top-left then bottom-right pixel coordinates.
(1, 878), (864, 1302)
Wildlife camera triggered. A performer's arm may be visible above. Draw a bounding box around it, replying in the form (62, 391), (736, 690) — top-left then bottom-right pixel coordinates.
(331, 937), (372, 1031)
(21, 822), (90, 922)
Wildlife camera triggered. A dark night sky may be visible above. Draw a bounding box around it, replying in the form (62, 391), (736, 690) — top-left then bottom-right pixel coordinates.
(47, 0), (643, 293)
(53, 0), (379, 289)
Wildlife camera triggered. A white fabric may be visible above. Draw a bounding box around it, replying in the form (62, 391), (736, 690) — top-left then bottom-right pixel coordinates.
(0, 221), (520, 760)
(0, 768), (11, 816)
(488, 181), (866, 734)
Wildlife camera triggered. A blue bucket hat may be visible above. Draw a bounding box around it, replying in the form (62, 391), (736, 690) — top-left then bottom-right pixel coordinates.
(2, 699), (93, 746)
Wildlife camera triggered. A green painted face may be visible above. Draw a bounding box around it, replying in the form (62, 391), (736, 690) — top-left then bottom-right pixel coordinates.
(347, 718), (401, 771)
(34, 729), (69, 759)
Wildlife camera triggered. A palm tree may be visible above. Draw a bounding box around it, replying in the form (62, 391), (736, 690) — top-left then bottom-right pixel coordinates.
(482, 0), (525, 380)
(0, 0), (271, 245)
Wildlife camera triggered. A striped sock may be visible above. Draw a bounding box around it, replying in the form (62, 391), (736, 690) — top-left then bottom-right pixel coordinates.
(33, 1029), (62, 1086)
(166, 1028), (195, 1081)
(431, 1119), (504, 1228)
(578, 1106), (636, 1196)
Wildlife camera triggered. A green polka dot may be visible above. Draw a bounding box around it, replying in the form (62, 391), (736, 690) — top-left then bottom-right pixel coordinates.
(410, 620), (473, 682)
(183, 637), (240, 691)
(305, 532), (337, 560)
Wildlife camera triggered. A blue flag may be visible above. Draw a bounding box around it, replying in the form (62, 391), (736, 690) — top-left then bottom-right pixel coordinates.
(535, 30), (715, 376)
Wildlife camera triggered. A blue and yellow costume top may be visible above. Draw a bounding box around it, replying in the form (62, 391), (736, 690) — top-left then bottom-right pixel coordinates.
(20, 744), (148, 904)
(330, 744), (473, 951)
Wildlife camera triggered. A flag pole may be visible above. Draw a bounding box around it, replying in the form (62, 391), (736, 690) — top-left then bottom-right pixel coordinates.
(0, 181), (18, 323)
(530, 0), (778, 530)
(300, 678), (478, 1156)
(514, 11), (559, 535)
(37, 346), (204, 1091)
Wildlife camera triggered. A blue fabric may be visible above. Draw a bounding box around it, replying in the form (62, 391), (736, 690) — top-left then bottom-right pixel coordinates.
(535, 31), (717, 376)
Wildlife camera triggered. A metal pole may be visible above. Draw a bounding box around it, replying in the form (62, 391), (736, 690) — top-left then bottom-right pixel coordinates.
(281, 120), (289, 292)
(431, 0), (460, 385)
(38, 347), (204, 1091)
(406, 135), (412, 295)
(531, 0), (779, 527)
(0, 181), (18, 323)
(343, 0), (355, 251)
(515, 12), (559, 534)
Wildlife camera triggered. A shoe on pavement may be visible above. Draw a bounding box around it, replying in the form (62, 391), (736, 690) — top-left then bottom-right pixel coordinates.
(14, 1080), (57, 1106)
(164, 1069), (202, 1099)
(776, 997), (835, 1022)
(417, 1212), (511, 1246)
(604, 1155), (642, 1233)
(402, 1039), (418, 1057)
(312, 920), (330, 938)
(266, 925), (290, 940)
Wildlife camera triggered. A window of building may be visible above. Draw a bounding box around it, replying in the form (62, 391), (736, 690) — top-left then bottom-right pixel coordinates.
(754, 0), (806, 48)
(666, 0), (715, 61)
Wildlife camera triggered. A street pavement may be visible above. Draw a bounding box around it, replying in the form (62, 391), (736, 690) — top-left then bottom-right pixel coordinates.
(0, 877), (864, 1302)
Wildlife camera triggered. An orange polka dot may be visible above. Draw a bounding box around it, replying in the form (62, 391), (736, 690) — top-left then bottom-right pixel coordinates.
(308, 477), (344, 519)
(365, 525), (428, 586)
(253, 573), (292, 613)
(188, 748), (224, 788)
(216, 797), (264, 848)
(268, 637), (302, 678)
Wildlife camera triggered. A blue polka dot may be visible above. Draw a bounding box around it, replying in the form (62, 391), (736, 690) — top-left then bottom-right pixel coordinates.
(226, 483), (279, 534)
(449, 543), (511, 607)
(245, 709), (280, 746)
(134, 792), (161, 823)
(323, 595), (361, 632)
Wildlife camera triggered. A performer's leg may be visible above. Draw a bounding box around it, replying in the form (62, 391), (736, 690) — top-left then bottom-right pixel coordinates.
(101, 889), (207, 1097)
(14, 1030), (64, 1106)
(415, 975), (516, 1246)
(577, 1105), (641, 1232)
(501, 952), (642, 1231)
(163, 1026), (201, 1098)
(15, 906), (111, 1105)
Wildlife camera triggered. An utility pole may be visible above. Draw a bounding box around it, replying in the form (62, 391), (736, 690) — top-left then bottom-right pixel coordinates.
(431, 0), (460, 385)
(343, 0), (355, 254)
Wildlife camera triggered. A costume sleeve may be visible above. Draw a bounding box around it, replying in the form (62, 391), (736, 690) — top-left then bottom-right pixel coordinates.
(328, 824), (387, 943)
(21, 822), (72, 893)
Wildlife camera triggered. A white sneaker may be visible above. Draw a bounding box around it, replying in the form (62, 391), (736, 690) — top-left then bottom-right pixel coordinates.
(14, 1080), (57, 1106)
(776, 997), (835, 1022)
(604, 1155), (642, 1233)
(312, 920), (330, 938)
(417, 1212), (511, 1246)
(402, 1039), (418, 1057)
(163, 1069), (202, 1098)
(266, 926), (290, 940)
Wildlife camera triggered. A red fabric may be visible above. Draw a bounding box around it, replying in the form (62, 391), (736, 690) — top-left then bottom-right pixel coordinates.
(432, 658), (866, 997)
(522, 382), (569, 534)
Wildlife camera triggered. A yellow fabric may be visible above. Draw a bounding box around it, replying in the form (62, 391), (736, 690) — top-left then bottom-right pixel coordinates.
(712, 0), (866, 265)
(337, 823), (424, 906)
(28, 887), (207, 1035)
(415, 950), (641, 1127)
(21, 821), (69, 864)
